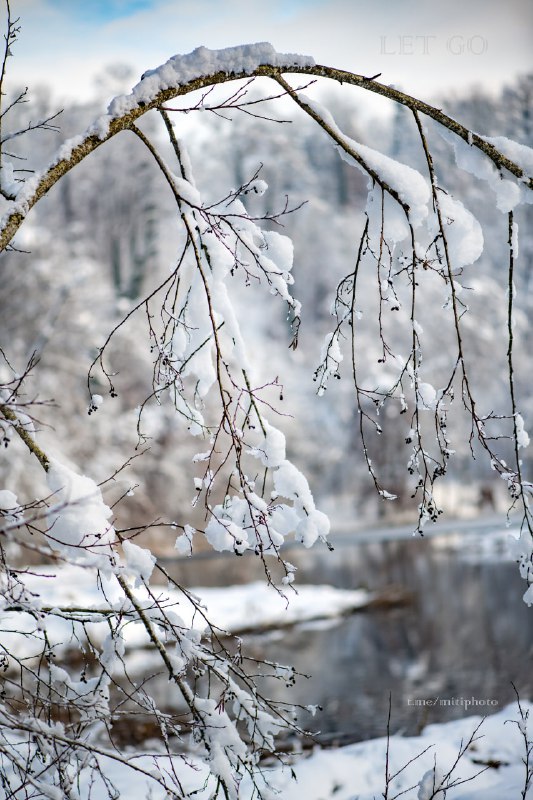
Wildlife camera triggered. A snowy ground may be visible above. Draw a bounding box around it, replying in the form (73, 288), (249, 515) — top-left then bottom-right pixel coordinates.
(60, 701), (533, 798)
(4, 561), (533, 798)
(255, 703), (533, 799)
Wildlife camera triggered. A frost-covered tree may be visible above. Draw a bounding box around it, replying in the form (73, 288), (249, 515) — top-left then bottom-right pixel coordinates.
(0, 9), (533, 797)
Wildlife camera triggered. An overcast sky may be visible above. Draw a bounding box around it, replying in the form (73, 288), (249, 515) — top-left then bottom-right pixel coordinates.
(3, 0), (532, 115)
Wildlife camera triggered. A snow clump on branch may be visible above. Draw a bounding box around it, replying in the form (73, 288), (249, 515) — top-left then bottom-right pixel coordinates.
(108, 43), (315, 120)
(46, 459), (116, 570)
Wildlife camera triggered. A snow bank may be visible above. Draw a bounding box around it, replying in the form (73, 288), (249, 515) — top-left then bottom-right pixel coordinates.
(4, 700), (528, 799)
(2, 566), (370, 664)
(242, 701), (533, 799)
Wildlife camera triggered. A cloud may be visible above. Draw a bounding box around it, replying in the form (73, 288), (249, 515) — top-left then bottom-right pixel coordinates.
(4, 0), (532, 107)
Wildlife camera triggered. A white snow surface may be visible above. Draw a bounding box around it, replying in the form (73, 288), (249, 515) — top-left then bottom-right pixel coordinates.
(516, 412), (530, 449)
(248, 421), (286, 468)
(188, 580), (368, 632)
(0, 489), (18, 512)
(245, 704), (533, 799)
(5, 699), (530, 799)
(122, 539), (156, 587)
(108, 43), (314, 121)
(45, 459), (115, 569)
(439, 128), (533, 212)
(484, 135), (533, 178)
(301, 95), (430, 228)
(3, 564), (533, 798)
(429, 191), (483, 267)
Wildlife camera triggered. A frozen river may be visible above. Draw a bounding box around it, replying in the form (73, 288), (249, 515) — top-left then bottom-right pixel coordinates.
(160, 516), (533, 743)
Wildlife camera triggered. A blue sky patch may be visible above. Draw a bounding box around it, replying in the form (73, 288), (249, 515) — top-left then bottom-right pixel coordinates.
(275, 0), (326, 20)
(46, 0), (156, 24)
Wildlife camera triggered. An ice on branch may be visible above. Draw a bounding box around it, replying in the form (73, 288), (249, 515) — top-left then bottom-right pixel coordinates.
(1, 44), (314, 232)
(214, 197), (300, 314)
(508, 529), (533, 606)
(49, 664), (110, 718)
(175, 523), (195, 555)
(417, 765), (444, 800)
(205, 506), (251, 554)
(244, 178), (268, 195)
(46, 459), (116, 569)
(171, 174), (202, 206)
(302, 95), (487, 276)
(192, 697), (249, 798)
(344, 141), (430, 227)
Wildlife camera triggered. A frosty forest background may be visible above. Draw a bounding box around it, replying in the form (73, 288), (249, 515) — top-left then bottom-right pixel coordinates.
(1, 0), (533, 798)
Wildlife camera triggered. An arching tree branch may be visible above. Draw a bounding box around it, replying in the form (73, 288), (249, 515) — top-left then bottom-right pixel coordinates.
(0, 55), (531, 254)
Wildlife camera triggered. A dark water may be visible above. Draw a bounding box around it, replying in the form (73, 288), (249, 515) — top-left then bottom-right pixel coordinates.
(159, 526), (533, 744)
